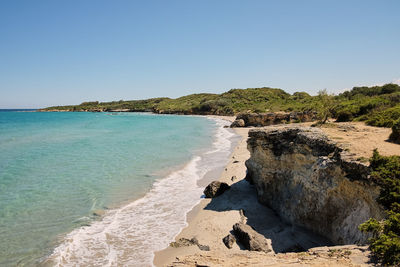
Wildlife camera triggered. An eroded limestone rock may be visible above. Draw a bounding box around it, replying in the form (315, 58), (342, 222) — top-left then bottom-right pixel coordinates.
(222, 234), (236, 249)
(170, 237), (210, 251)
(245, 125), (384, 245)
(230, 119), (245, 128)
(203, 181), (230, 198)
(230, 111), (318, 127)
(232, 223), (271, 252)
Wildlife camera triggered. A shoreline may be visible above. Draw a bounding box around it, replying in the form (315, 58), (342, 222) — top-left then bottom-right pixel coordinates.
(153, 122), (251, 266)
(43, 115), (237, 266)
(153, 120), (378, 267)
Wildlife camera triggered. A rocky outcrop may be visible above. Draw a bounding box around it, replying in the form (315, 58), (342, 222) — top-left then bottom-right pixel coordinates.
(230, 119), (245, 128)
(245, 125), (384, 245)
(222, 234), (236, 249)
(170, 237), (210, 251)
(105, 109), (131, 112)
(203, 181), (230, 198)
(232, 223), (272, 252)
(231, 111), (318, 127)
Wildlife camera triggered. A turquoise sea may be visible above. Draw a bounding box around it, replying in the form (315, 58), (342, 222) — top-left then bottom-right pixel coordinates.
(0, 111), (234, 266)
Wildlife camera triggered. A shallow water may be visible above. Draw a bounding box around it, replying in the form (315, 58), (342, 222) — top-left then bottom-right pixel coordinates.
(0, 111), (234, 266)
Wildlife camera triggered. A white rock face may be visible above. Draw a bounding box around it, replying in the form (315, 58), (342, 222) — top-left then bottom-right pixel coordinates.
(245, 125), (384, 245)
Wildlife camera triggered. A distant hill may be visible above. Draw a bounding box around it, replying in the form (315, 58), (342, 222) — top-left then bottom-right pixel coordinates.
(40, 84), (400, 128)
(39, 87), (316, 115)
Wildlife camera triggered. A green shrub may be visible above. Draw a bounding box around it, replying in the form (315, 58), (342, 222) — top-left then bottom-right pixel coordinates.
(390, 120), (400, 144)
(382, 83), (400, 94)
(365, 105), (400, 127)
(336, 110), (353, 122)
(291, 92), (311, 100)
(341, 83), (400, 98)
(359, 150), (400, 265)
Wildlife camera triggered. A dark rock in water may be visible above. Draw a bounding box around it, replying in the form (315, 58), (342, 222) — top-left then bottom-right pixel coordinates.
(222, 234), (236, 249)
(230, 119), (245, 128)
(232, 223), (271, 252)
(203, 181), (230, 198)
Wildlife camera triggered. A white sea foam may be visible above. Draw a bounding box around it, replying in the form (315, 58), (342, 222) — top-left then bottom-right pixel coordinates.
(47, 117), (235, 267)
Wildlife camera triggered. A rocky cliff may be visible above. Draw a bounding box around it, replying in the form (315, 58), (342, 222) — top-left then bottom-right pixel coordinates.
(231, 111), (318, 128)
(245, 125), (384, 245)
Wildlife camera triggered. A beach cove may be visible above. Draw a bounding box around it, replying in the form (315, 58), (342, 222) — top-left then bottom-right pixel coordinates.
(154, 117), (400, 266)
(0, 111), (238, 266)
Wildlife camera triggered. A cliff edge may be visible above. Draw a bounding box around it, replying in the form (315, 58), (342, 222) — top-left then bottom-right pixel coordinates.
(246, 125), (385, 245)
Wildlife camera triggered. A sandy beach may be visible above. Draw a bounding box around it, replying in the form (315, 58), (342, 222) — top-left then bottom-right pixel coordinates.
(153, 124), (255, 266)
(152, 119), (395, 267)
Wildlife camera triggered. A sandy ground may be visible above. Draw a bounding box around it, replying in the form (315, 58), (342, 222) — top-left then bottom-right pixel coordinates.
(153, 118), (375, 267)
(318, 121), (400, 158)
(153, 126), (253, 266)
(207, 117), (399, 159)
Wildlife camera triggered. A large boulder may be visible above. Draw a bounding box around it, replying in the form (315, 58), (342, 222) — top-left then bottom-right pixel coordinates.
(230, 119), (245, 128)
(203, 181), (230, 198)
(232, 223), (271, 252)
(222, 234), (236, 249)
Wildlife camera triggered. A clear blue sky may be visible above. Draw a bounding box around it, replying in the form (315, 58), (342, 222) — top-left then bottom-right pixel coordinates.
(1, 0), (399, 108)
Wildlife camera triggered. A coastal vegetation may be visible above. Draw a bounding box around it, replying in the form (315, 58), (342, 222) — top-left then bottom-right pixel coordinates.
(39, 85), (400, 265)
(359, 150), (400, 265)
(334, 83), (400, 127)
(390, 120), (400, 144)
(41, 83), (400, 129)
(314, 89), (336, 125)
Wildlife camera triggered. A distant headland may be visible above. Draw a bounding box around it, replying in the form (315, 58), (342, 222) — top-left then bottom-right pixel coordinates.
(39, 83), (400, 129)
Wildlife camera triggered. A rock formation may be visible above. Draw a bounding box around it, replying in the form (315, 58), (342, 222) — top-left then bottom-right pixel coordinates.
(203, 181), (230, 198)
(230, 111), (318, 127)
(245, 125), (384, 245)
(232, 223), (272, 252)
(222, 234), (236, 249)
(170, 237), (210, 251)
(230, 119), (245, 127)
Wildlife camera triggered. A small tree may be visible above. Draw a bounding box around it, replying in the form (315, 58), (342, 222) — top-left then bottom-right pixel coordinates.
(316, 89), (336, 124)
